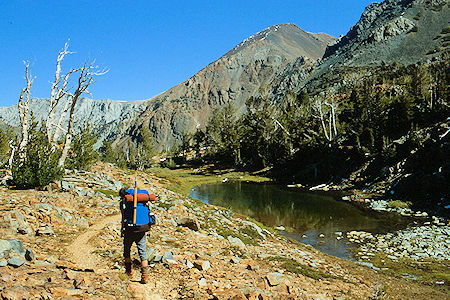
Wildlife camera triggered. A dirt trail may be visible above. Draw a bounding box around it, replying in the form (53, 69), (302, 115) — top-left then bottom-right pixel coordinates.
(67, 214), (121, 269)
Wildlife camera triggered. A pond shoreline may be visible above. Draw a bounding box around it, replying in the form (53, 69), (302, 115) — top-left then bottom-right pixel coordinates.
(189, 181), (427, 260)
(149, 166), (449, 286)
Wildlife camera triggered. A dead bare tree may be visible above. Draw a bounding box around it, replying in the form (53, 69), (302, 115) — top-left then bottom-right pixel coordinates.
(324, 94), (339, 138)
(17, 61), (35, 160)
(46, 42), (79, 147)
(58, 61), (107, 167)
(311, 92), (339, 142)
(312, 95), (331, 141)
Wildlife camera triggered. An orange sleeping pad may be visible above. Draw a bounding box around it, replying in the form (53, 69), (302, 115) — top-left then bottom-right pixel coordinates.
(124, 193), (156, 202)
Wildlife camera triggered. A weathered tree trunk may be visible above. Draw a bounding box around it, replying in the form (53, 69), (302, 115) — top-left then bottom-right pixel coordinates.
(8, 140), (16, 169)
(52, 96), (71, 144)
(17, 62), (34, 161)
(313, 97), (330, 141)
(58, 97), (77, 167)
(47, 42), (78, 147)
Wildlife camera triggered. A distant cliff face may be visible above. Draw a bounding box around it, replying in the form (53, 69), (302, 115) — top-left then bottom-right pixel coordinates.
(0, 98), (145, 147)
(322, 0), (449, 66)
(265, 0), (449, 100)
(119, 24), (335, 150)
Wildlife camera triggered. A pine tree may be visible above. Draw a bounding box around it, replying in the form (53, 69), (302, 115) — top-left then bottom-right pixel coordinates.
(66, 124), (98, 170)
(11, 118), (63, 189)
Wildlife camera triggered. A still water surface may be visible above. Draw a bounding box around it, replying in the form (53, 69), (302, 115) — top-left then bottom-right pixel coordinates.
(189, 181), (409, 259)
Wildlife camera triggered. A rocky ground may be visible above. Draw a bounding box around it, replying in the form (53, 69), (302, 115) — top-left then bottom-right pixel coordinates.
(0, 162), (448, 299)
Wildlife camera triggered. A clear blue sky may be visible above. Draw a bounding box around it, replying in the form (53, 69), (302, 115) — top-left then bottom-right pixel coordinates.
(0, 0), (374, 107)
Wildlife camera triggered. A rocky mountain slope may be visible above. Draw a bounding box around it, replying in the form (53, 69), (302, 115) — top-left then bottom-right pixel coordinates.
(269, 0), (449, 97)
(117, 24), (335, 150)
(121, 0), (449, 151)
(0, 98), (145, 147)
(323, 0), (449, 66)
(0, 24), (334, 151)
(1, 162), (447, 299)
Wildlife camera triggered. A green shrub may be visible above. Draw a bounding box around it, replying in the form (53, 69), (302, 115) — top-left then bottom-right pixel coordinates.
(441, 27), (450, 34)
(11, 123), (63, 189)
(66, 124), (98, 170)
(267, 256), (340, 280)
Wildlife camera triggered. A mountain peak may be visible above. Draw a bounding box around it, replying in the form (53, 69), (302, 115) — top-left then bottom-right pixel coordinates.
(224, 23), (334, 59)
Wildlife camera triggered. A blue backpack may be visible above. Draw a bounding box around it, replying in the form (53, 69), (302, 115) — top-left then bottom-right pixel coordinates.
(121, 188), (156, 231)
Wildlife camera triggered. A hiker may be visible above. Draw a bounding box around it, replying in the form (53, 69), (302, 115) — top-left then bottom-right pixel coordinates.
(119, 186), (156, 284)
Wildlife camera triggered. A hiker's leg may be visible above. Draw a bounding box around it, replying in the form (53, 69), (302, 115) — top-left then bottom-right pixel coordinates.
(135, 232), (148, 262)
(135, 232), (149, 283)
(123, 231), (133, 275)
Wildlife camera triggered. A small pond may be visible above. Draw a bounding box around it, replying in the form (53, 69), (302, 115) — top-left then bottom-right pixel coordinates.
(189, 181), (411, 260)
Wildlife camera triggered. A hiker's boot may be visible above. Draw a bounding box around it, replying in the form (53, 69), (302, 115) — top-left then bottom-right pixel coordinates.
(125, 262), (133, 276)
(140, 266), (149, 284)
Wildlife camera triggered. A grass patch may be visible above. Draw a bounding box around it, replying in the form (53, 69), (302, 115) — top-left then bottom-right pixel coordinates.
(156, 201), (173, 210)
(118, 273), (131, 281)
(147, 167), (270, 195)
(370, 253), (450, 289)
(94, 189), (118, 198)
(387, 200), (411, 209)
(202, 214), (260, 246)
(267, 256), (340, 280)
(246, 217), (276, 234)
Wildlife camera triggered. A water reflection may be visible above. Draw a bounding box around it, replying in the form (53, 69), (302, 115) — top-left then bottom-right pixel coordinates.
(189, 182), (407, 259)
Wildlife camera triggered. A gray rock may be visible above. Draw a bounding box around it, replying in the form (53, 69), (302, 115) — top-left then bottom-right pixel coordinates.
(198, 278), (207, 287)
(9, 240), (25, 256)
(8, 256), (25, 268)
(230, 256), (241, 264)
(153, 255), (163, 263)
(266, 272), (284, 286)
(0, 259), (7, 267)
(194, 260), (211, 271)
(61, 181), (73, 191)
(176, 217), (200, 231)
(0, 240), (12, 259)
(241, 220), (266, 239)
(25, 248), (34, 261)
(162, 251), (174, 263)
(36, 226), (54, 236)
(6, 210), (32, 234)
(185, 260), (194, 268)
(227, 236), (247, 252)
(147, 248), (157, 262)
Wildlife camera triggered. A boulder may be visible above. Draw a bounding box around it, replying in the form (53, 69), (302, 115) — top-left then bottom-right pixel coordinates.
(0, 240), (12, 259)
(194, 260), (211, 271)
(9, 240), (25, 256)
(8, 256), (25, 268)
(6, 210), (32, 234)
(176, 217), (200, 231)
(162, 251), (174, 263)
(227, 236), (247, 252)
(25, 248), (34, 261)
(266, 272), (284, 286)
